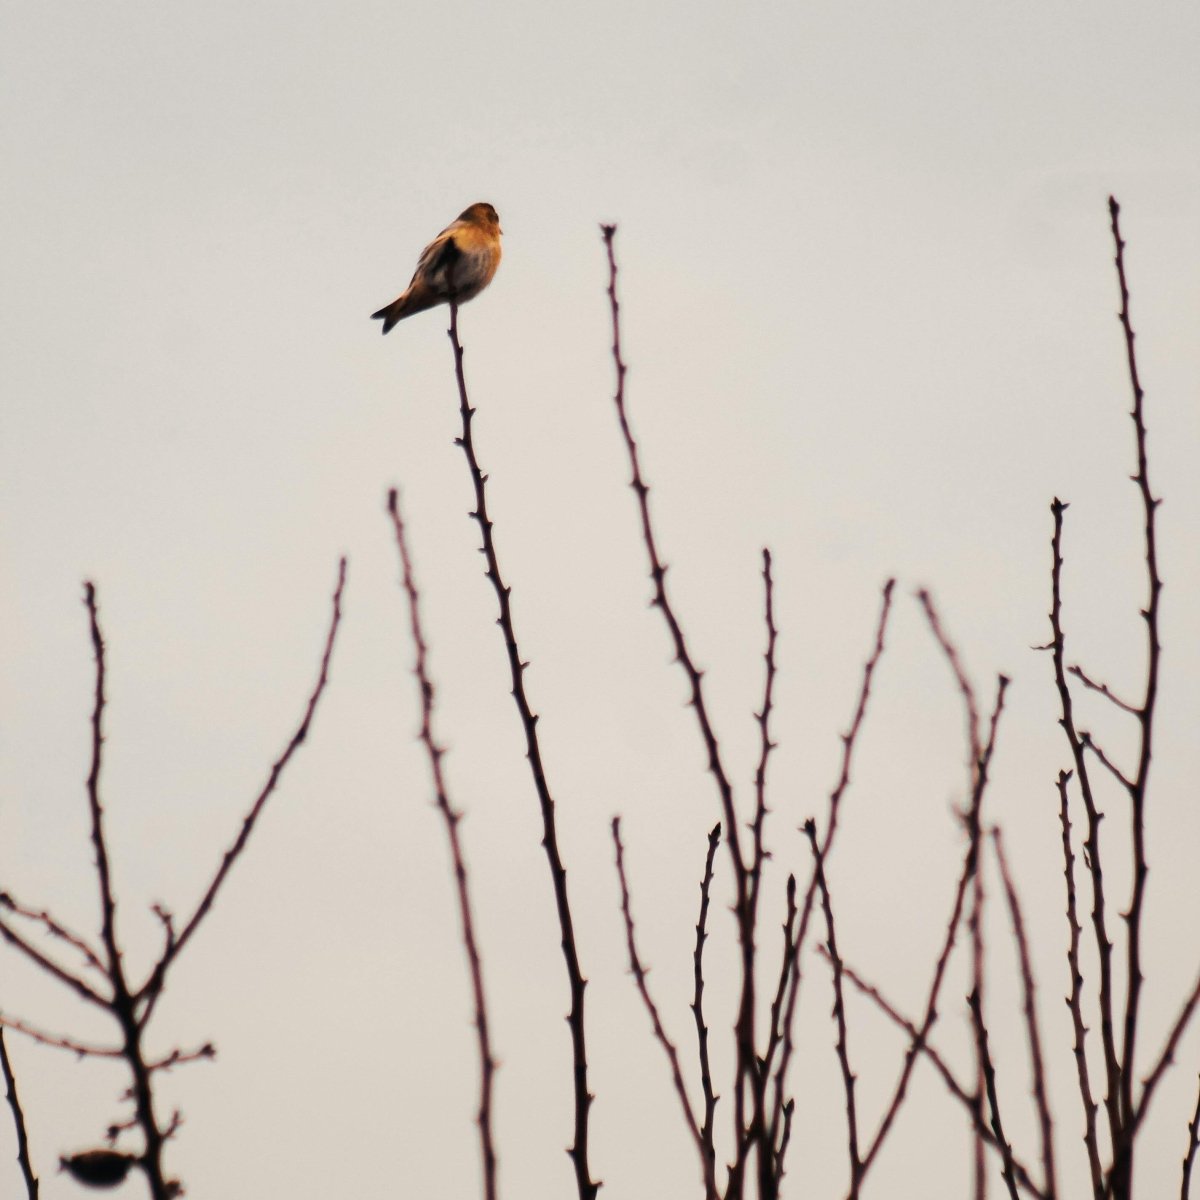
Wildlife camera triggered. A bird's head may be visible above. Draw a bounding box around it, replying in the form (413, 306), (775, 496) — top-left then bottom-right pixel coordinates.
(461, 202), (501, 234)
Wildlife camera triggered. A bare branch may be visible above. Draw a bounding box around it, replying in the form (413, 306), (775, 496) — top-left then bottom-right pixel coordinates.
(1080, 733), (1134, 794)
(447, 297), (598, 1200)
(1181, 1074), (1200, 1200)
(691, 823), (722, 1194)
(1129, 964), (1200, 1145)
(0, 917), (108, 1009)
(0, 893), (106, 977)
(136, 558), (348, 1014)
(862, 673), (1009, 1176)
(993, 827), (1058, 1200)
(0, 1013), (121, 1059)
(834, 952), (1048, 1200)
(967, 982), (1019, 1200)
(146, 1043), (216, 1073)
(1067, 666), (1139, 717)
(748, 548), (779, 923)
(611, 818), (713, 1199)
(771, 579), (895, 1166)
(82, 583), (123, 991)
(1107, 196), (1162, 1200)
(1047, 497), (1122, 1156)
(917, 588), (981, 763)
(388, 488), (499, 1200)
(1056, 772), (1103, 1198)
(600, 225), (757, 1197)
(802, 819), (861, 1198)
(0, 1027), (39, 1199)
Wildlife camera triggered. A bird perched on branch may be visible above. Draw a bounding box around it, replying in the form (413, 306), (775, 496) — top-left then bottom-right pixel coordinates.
(371, 202), (502, 333)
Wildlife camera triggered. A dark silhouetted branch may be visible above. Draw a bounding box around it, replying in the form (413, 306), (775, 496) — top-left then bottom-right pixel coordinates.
(447, 299), (598, 1200)
(600, 225), (758, 1198)
(1056, 771), (1103, 1198)
(802, 819), (861, 1199)
(993, 827), (1058, 1200)
(0, 1014), (120, 1060)
(611, 818), (713, 1199)
(770, 579), (895, 1173)
(0, 919), (108, 1010)
(1067, 666), (1139, 717)
(861, 648), (1008, 1178)
(1182, 1074), (1200, 1200)
(136, 558), (349, 1020)
(1108, 195), (1161, 1200)
(749, 549), (779, 923)
(692, 823), (722, 1196)
(388, 488), (499, 1200)
(0, 1028), (39, 1199)
(1047, 497), (1122, 1160)
(0, 894), (105, 978)
(834, 952), (1047, 1200)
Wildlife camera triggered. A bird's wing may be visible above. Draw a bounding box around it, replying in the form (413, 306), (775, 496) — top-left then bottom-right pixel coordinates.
(410, 227), (464, 288)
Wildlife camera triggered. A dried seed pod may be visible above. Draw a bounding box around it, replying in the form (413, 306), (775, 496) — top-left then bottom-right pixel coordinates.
(60, 1149), (137, 1188)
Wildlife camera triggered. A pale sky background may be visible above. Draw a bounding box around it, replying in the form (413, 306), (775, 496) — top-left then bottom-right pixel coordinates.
(2, 3), (1199, 1197)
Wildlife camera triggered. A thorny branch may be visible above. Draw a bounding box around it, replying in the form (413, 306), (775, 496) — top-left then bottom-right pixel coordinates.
(692, 823), (722, 1197)
(993, 828), (1058, 1200)
(611, 818), (714, 1199)
(802, 819), (861, 1199)
(446, 299), (599, 1200)
(1, 1028), (38, 1199)
(600, 225), (763, 1199)
(1057, 771), (1104, 1198)
(388, 488), (499, 1200)
(833, 952), (1048, 1200)
(1, 564), (346, 1200)
(768, 579), (896, 1173)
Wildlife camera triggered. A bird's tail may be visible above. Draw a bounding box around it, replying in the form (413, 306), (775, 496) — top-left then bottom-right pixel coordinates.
(370, 295), (409, 334)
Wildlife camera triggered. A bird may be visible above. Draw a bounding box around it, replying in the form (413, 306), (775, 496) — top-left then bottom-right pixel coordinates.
(60, 1149), (139, 1188)
(371, 202), (502, 333)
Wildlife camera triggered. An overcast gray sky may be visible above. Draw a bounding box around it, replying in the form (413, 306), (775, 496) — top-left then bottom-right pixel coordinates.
(3, 3), (1199, 1197)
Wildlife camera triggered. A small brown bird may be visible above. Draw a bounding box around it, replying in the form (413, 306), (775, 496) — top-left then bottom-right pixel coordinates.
(60, 1149), (139, 1188)
(371, 202), (502, 333)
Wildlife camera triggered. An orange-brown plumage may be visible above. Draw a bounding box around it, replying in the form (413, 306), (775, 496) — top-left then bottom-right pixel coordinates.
(371, 202), (502, 333)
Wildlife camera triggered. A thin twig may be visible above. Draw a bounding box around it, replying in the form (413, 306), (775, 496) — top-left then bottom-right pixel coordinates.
(1056, 771), (1103, 1198)
(447, 299), (598, 1200)
(1080, 733), (1134, 794)
(802, 819), (861, 1199)
(145, 1044), (215, 1073)
(769, 580), (895, 1169)
(1181, 1074), (1200, 1200)
(136, 559), (349, 1017)
(601, 225), (757, 1199)
(749, 549), (779, 923)
(1108, 196), (1161, 1200)
(0, 919), (108, 1009)
(0, 893), (106, 976)
(611, 818), (714, 1199)
(917, 589), (981, 763)
(0, 1027), (39, 1199)
(833, 953), (1048, 1200)
(992, 827), (1058, 1200)
(388, 488), (499, 1200)
(1047, 498), (1122, 1158)
(692, 823), (722, 1197)
(83, 583), (174, 1200)
(0, 1013), (120, 1059)
(764, 875), (798, 1181)
(1125, 964), (1200, 1147)
(860, 668), (1009, 1178)
(1067, 666), (1139, 717)
(968, 983), (1020, 1200)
